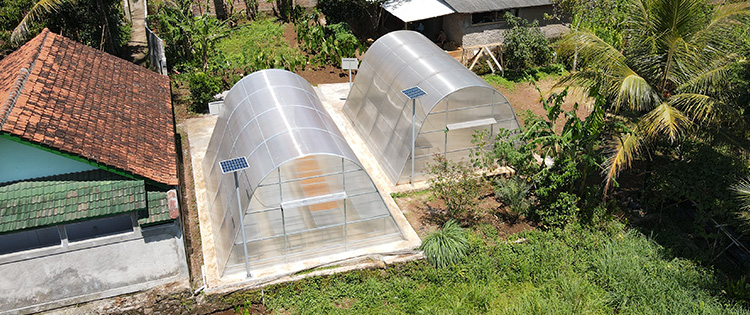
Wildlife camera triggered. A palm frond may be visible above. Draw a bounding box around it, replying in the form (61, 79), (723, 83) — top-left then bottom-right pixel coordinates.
(732, 177), (750, 210)
(669, 93), (733, 124)
(641, 102), (691, 142)
(11, 0), (73, 44)
(557, 31), (631, 77)
(675, 61), (732, 96)
(602, 131), (643, 193)
(614, 73), (661, 112)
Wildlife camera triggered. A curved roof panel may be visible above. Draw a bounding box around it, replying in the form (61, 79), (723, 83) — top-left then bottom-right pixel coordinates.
(203, 69), (359, 196)
(343, 31), (519, 184)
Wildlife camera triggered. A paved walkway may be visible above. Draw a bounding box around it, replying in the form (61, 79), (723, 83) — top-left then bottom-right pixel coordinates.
(125, 0), (148, 64)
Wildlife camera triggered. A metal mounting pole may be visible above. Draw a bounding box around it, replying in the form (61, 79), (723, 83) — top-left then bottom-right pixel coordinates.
(348, 68), (353, 89)
(234, 172), (251, 278)
(411, 98), (416, 184)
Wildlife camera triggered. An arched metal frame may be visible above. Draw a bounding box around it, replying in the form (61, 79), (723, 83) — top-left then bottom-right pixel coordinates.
(203, 70), (402, 276)
(343, 31), (521, 185)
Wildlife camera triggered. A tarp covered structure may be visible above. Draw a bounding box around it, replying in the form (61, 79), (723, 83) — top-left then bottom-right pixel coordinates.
(343, 31), (521, 185)
(203, 70), (402, 276)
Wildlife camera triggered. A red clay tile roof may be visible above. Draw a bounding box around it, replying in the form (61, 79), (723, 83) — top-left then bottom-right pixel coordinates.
(0, 29), (178, 186)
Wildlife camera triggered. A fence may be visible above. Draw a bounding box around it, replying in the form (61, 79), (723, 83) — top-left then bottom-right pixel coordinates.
(146, 25), (168, 76)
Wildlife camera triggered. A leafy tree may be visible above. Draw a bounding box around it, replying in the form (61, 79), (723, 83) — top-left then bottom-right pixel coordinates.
(556, 0), (750, 192)
(473, 86), (608, 228)
(152, 0), (229, 70)
(317, 0), (385, 39)
(8, 0), (129, 55)
(502, 14), (553, 71)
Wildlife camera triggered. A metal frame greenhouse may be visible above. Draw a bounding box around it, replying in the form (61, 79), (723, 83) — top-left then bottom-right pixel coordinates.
(343, 30), (521, 185)
(203, 70), (403, 277)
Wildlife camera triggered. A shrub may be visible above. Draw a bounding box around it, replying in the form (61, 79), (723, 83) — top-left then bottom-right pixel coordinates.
(419, 220), (469, 268)
(428, 155), (481, 219)
(186, 72), (223, 113)
(495, 177), (531, 215)
(502, 14), (553, 71)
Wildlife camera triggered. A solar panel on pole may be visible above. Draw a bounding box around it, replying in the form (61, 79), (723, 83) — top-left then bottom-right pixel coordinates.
(219, 157), (249, 174)
(400, 86), (426, 184)
(218, 156), (252, 278)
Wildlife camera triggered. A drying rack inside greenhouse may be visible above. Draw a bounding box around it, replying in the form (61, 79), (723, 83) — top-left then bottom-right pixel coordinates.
(343, 30), (521, 185)
(202, 69), (404, 277)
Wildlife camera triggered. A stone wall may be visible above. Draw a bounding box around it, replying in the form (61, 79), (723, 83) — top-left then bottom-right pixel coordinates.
(456, 4), (563, 47)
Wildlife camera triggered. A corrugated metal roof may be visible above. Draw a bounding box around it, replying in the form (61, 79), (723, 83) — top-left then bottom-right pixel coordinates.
(0, 173), (146, 233)
(443, 0), (551, 13)
(383, 0), (455, 22)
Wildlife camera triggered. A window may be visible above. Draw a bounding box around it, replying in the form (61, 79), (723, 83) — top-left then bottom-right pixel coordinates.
(472, 9), (519, 25)
(66, 214), (134, 242)
(0, 226), (61, 255)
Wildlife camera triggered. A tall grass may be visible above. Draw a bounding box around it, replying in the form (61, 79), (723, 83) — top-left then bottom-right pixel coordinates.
(419, 220), (469, 268)
(245, 222), (748, 314)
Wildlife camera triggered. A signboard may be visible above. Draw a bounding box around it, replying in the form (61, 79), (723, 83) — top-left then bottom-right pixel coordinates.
(341, 58), (359, 70)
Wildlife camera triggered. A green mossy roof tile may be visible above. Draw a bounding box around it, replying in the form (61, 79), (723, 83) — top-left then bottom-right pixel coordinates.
(0, 170), (147, 233)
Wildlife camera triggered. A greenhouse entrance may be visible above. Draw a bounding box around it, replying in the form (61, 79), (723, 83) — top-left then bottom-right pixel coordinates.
(202, 70), (404, 277)
(343, 30), (521, 185)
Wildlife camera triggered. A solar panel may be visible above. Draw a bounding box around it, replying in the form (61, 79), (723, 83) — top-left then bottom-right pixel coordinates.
(219, 157), (249, 174)
(401, 86), (426, 100)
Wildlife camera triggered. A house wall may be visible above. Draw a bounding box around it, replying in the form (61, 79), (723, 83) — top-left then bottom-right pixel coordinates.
(0, 221), (189, 314)
(449, 4), (560, 47)
(0, 137), (97, 183)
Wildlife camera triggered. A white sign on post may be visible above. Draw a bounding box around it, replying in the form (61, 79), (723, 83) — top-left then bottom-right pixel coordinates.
(341, 58), (359, 92)
(341, 58), (359, 70)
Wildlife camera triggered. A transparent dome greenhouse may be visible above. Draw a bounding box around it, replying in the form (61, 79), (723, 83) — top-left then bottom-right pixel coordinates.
(202, 70), (403, 276)
(343, 30), (521, 185)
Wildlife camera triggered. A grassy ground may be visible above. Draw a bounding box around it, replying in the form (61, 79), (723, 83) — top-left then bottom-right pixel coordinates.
(215, 18), (307, 74)
(228, 221), (747, 314)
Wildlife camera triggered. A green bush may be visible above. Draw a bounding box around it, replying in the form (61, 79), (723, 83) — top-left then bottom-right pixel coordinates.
(428, 155), (481, 219)
(295, 11), (363, 66)
(495, 177), (531, 214)
(186, 72), (223, 113)
(502, 14), (553, 71)
(215, 18), (307, 73)
(418, 220), (469, 268)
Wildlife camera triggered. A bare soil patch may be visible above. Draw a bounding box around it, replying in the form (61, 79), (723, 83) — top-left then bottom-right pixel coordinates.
(494, 79), (593, 132)
(395, 185), (535, 240)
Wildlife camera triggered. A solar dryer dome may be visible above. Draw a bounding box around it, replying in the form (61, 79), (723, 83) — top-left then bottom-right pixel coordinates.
(203, 69), (403, 276)
(343, 31), (521, 185)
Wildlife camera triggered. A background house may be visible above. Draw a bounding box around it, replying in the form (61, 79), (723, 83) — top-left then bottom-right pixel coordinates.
(382, 0), (568, 47)
(0, 29), (188, 314)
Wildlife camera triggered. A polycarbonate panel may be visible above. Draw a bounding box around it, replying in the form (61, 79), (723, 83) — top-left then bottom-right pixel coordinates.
(203, 69), (403, 275)
(343, 30), (521, 185)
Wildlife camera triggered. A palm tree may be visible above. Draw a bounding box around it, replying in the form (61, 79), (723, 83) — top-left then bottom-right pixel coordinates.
(11, 0), (73, 44)
(556, 0), (750, 192)
(731, 177), (750, 233)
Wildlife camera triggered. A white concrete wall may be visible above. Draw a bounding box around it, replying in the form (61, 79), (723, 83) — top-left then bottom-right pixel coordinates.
(0, 222), (189, 314)
(0, 137), (97, 183)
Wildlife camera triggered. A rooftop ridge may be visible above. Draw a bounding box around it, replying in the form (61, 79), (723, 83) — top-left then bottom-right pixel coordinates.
(0, 29), (49, 129)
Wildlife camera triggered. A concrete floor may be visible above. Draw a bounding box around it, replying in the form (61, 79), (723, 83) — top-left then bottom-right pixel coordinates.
(183, 83), (421, 290)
